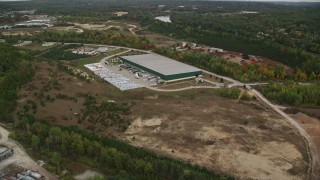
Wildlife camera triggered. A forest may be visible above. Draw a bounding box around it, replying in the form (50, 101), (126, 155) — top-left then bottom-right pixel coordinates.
(144, 13), (320, 78)
(259, 81), (320, 108)
(0, 43), (34, 123)
(11, 115), (232, 180)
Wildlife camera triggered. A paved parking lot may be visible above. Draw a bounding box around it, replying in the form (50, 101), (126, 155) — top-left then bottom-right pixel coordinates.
(85, 63), (145, 91)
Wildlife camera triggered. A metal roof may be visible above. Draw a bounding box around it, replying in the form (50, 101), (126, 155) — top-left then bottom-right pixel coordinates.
(0, 147), (8, 154)
(120, 54), (201, 76)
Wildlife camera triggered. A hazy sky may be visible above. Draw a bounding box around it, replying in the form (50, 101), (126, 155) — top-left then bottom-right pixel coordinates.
(0, 0), (320, 2)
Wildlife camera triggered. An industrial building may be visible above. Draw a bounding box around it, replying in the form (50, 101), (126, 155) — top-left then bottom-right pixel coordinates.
(120, 54), (202, 82)
(0, 146), (12, 162)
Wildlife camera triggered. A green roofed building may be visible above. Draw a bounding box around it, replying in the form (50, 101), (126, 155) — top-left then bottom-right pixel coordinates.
(120, 54), (202, 82)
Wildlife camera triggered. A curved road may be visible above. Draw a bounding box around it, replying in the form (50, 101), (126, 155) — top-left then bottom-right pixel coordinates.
(0, 125), (57, 179)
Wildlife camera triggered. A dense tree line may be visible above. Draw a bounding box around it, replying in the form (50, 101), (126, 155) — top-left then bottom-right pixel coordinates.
(260, 81), (320, 107)
(12, 116), (232, 180)
(0, 43), (34, 122)
(154, 47), (298, 82)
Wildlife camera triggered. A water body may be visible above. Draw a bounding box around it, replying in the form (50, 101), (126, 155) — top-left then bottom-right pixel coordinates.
(154, 16), (171, 23)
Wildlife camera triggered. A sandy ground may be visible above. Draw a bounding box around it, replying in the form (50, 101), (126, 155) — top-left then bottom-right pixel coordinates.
(124, 98), (309, 179)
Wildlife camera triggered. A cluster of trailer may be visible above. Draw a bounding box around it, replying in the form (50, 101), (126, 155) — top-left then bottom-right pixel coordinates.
(119, 64), (163, 86)
(0, 164), (43, 180)
(85, 63), (144, 91)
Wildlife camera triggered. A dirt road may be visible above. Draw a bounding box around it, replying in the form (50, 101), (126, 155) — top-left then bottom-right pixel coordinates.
(0, 125), (57, 179)
(252, 89), (320, 179)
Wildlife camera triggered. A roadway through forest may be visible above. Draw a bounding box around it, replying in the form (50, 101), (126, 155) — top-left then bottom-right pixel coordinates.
(0, 125), (57, 179)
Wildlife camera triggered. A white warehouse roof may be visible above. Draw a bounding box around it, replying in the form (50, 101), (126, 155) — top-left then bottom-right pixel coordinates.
(120, 54), (201, 76)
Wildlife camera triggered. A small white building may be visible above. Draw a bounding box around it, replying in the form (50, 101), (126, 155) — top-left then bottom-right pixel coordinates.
(42, 42), (56, 47)
(112, 11), (128, 17)
(181, 42), (187, 48)
(14, 41), (32, 47)
(0, 146), (12, 162)
(97, 47), (109, 53)
(76, 28), (84, 33)
(209, 47), (223, 53)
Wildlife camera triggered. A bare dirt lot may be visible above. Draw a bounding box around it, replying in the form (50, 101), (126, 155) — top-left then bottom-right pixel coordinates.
(16, 60), (310, 179)
(124, 97), (309, 179)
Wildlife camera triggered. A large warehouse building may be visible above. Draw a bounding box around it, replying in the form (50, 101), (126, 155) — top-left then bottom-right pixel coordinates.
(120, 54), (202, 82)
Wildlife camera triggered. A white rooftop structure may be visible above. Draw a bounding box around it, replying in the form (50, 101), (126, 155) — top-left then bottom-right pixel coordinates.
(120, 54), (201, 76)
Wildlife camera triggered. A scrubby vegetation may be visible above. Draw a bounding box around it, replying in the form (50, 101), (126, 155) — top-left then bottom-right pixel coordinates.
(78, 95), (132, 131)
(216, 88), (241, 99)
